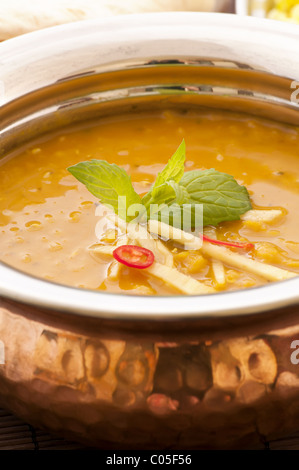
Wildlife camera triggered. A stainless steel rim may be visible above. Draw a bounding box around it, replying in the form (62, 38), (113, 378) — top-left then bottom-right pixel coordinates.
(1, 260), (299, 320)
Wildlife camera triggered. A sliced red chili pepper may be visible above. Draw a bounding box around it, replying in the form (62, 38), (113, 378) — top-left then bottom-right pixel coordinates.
(201, 234), (254, 251)
(113, 245), (155, 269)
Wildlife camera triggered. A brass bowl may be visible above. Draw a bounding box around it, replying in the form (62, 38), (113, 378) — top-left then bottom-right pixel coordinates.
(1, 13), (299, 449)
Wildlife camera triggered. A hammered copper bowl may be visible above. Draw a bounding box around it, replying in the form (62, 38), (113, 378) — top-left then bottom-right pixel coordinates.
(1, 13), (299, 449)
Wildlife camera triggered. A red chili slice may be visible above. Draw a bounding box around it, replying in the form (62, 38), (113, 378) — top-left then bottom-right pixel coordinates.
(201, 234), (254, 251)
(113, 245), (155, 269)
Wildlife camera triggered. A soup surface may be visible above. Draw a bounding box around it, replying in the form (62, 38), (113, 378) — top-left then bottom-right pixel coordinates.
(0, 109), (299, 295)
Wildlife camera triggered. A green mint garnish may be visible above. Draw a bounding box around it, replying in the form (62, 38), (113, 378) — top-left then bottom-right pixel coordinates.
(180, 168), (252, 227)
(68, 160), (141, 221)
(68, 140), (252, 229)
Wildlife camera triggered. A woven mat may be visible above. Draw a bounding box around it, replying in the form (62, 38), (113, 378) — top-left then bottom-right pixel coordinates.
(1, 407), (299, 450)
(0, 408), (85, 450)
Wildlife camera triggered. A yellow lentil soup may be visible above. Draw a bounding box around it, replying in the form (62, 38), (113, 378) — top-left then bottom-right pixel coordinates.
(1, 109), (299, 295)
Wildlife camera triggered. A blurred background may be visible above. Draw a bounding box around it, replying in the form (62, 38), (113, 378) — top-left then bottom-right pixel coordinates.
(0, 0), (298, 41)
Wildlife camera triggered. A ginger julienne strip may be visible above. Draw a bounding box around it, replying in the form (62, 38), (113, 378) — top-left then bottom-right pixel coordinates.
(203, 226), (226, 288)
(240, 209), (283, 224)
(146, 262), (215, 295)
(148, 220), (297, 282)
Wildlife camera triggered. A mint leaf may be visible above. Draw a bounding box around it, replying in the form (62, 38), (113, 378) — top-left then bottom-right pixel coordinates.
(151, 203), (185, 229)
(151, 203), (200, 232)
(143, 180), (189, 211)
(153, 139), (186, 193)
(68, 160), (142, 221)
(145, 180), (190, 225)
(167, 181), (190, 205)
(142, 140), (186, 207)
(180, 169), (252, 226)
(149, 169), (251, 230)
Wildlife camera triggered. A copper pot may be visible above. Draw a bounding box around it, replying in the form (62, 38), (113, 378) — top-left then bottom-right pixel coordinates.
(0, 13), (299, 449)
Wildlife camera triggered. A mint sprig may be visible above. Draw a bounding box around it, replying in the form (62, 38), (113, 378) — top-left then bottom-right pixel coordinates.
(68, 141), (252, 229)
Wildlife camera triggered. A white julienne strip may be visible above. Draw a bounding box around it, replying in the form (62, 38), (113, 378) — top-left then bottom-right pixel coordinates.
(108, 214), (174, 268)
(89, 240), (214, 295)
(146, 263), (215, 295)
(90, 235), (127, 280)
(211, 259), (226, 287)
(241, 209), (283, 223)
(107, 259), (121, 281)
(89, 234), (129, 256)
(203, 226), (226, 288)
(148, 219), (202, 251)
(148, 220), (297, 282)
(202, 243), (296, 281)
